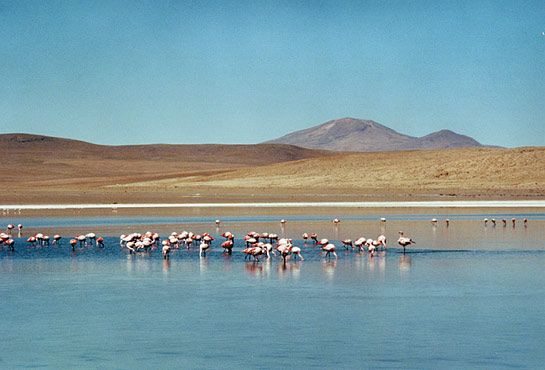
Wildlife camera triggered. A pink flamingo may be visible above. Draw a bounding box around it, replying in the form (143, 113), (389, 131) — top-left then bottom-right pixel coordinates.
(289, 245), (304, 261)
(341, 239), (353, 250)
(5, 239), (14, 251)
(221, 240), (234, 254)
(354, 237), (366, 252)
(322, 243), (338, 259)
(397, 231), (415, 253)
(162, 243), (171, 259)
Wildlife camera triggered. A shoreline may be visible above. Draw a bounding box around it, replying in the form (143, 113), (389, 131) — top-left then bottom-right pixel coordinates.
(3, 200), (545, 210)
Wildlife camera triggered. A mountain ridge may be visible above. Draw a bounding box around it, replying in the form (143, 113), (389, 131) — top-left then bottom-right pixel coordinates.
(265, 117), (485, 152)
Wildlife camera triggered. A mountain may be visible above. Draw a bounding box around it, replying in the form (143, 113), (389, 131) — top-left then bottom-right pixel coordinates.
(265, 118), (484, 152)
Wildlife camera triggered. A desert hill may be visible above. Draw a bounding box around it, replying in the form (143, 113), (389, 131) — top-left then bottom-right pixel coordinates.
(2, 133), (543, 204)
(139, 147), (545, 198)
(265, 118), (483, 151)
(0, 133), (332, 184)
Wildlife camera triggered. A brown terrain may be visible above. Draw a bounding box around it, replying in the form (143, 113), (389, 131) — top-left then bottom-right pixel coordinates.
(2, 133), (544, 205)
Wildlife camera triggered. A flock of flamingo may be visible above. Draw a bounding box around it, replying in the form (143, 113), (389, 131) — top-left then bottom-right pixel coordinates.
(0, 216), (530, 259)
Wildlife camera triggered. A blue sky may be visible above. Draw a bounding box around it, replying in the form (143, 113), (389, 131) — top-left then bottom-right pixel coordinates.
(1, 0), (544, 146)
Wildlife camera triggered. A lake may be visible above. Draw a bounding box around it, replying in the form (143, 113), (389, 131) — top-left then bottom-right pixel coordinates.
(1, 212), (545, 368)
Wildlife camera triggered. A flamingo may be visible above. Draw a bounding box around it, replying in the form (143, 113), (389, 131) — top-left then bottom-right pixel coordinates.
(310, 233), (318, 243)
(445, 219), (450, 227)
(5, 239), (14, 251)
(289, 245), (304, 261)
(333, 218), (340, 224)
(322, 243), (337, 259)
(69, 239), (77, 251)
(215, 219), (221, 226)
(268, 233), (278, 243)
(77, 235), (86, 247)
(96, 237), (105, 248)
(380, 217), (386, 223)
(484, 218), (488, 226)
(86, 233), (96, 244)
(203, 234), (214, 245)
(398, 231), (415, 253)
(376, 234), (387, 250)
(162, 243), (171, 259)
(302, 232), (309, 241)
(17, 224), (23, 237)
(524, 218), (528, 227)
(491, 219), (496, 227)
(251, 246), (266, 261)
(317, 238), (329, 250)
(263, 243), (275, 258)
(35, 233), (44, 246)
(242, 246), (254, 260)
(512, 218), (516, 227)
(245, 236), (257, 248)
(280, 219), (286, 225)
(276, 243), (291, 263)
(366, 239), (376, 255)
(126, 241), (136, 254)
(354, 237), (366, 252)
(221, 240), (234, 254)
(199, 242), (210, 257)
(27, 236), (36, 246)
(222, 231), (234, 240)
(53, 234), (62, 244)
(502, 219), (507, 227)
(43, 235), (50, 246)
(6, 224), (14, 235)
(431, 218), (438, 226)
(341, 239), (353, 250)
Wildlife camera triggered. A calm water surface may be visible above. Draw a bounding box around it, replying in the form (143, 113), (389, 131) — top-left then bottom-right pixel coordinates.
(1, 214), (545, 369)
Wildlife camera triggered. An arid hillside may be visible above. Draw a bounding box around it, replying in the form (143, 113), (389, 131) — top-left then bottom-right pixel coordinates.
(0, 133), (332, 184)
(127, 147), (545, 198)
(2, 133), (543, 204)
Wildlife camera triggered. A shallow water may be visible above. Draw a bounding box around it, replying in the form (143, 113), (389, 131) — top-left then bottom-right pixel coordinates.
(1, 214), (545, 368)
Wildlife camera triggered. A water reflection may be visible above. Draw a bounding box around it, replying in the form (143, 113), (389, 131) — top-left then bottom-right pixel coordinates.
(399, 254), (412, 272)
(199, 256), (208, 275)
(277, 260), (301, 279)
(162, 258), (171, 275)
(245, 261), (263, 278)
(322, 260), (337, 281)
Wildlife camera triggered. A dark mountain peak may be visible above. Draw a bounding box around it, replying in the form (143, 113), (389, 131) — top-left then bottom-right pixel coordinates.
(419, 129), (482, 148)
(265, 118), (484, 152)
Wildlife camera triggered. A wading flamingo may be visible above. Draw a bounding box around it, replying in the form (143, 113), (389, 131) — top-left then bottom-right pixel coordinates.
(96, 237), (105, 248)
(221, 240), (234, 254)
(199, 242), (210, 257)
(322, 243), (337, 259)
(398, 231), (415, 253)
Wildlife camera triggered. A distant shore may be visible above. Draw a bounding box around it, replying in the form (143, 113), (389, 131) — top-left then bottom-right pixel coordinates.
(3, 200), (545, 210)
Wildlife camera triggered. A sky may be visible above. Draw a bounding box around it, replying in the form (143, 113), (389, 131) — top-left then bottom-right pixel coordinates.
(1, 0), (544, 146)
